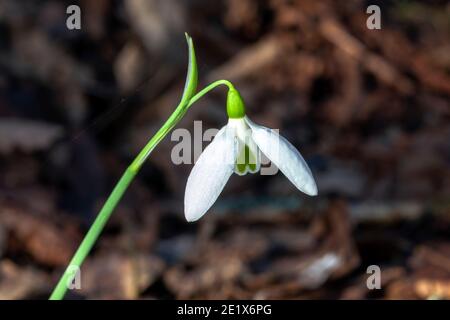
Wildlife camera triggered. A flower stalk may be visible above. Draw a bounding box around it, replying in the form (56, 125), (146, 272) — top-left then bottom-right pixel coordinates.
(50, 34), (233, 300)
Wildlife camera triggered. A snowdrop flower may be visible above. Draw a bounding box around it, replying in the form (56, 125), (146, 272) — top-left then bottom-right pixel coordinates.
(185, 87), (318, 222)
(51, 34), (316, 300)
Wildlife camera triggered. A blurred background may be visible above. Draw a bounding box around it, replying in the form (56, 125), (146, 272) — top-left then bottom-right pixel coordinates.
(0, 0), (449, 299)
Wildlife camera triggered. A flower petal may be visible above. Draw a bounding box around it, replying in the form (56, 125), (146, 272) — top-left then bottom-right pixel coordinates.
(184, 126), (236, 222)
(246, 117), (318, 196)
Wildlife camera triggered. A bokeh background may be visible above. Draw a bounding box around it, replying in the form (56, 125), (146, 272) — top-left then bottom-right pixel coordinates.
(0, 0), (449, 299)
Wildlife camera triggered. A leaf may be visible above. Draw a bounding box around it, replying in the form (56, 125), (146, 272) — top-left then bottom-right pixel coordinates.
(180, 33), (198, 105)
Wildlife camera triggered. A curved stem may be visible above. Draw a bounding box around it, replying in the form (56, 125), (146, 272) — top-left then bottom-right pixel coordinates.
(49, 80), (233, 300)
(131, 79), (234, 171)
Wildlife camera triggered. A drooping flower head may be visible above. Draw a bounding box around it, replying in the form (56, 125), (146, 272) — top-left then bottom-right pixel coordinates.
(185, 85), (317, 222)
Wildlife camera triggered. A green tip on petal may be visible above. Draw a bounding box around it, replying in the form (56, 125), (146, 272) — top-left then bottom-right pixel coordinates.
(235, 144), (258, 175)
(226, 88), (246, 119)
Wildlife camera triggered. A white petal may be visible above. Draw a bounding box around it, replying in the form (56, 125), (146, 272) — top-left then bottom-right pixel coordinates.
(245, 117), (318, 196)
(184, 126), (236, 222)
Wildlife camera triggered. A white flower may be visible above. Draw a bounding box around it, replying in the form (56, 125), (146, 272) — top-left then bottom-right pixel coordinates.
(184, 115), (318, 222)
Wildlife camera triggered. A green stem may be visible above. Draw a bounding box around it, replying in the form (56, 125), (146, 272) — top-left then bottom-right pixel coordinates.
(49, 79), (233, 300)
(130, 79), (233, 171)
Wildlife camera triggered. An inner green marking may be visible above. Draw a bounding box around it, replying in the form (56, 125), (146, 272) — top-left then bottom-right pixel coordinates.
(236, 144), (257, 174)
